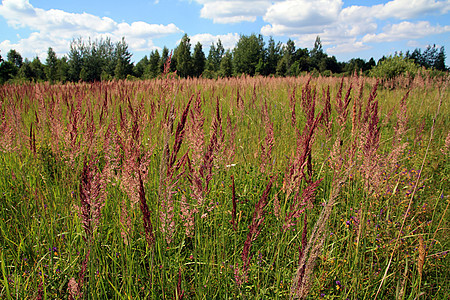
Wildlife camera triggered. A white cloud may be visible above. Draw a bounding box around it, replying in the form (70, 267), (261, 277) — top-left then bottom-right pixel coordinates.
(263, 0), (342, 28)
(362, 21), (450, 43)
(195, 0), (273, 23)
(260, 0), (449, 56)
(372, 0), (450, 20)
(0, 0), (181, 59)
(189, 33), (240, 49)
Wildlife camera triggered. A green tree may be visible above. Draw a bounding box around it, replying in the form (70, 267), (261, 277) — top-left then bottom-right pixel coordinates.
(277, 39), (296, 76)
(114, 37), (133, 80)
(309, 36), (327, 72)
(434, 46), (446, 71)
(30, 57), (46, 81)
(174, 34), (192, 78)
(145, 50), (161, 78)
(219, 50), (233, 77)
(265, 37), (281, 76)
(57, 57), (69, 82)
(233, 34), (265, 76)
(45, 47), (58, 83)
(134, 55), (148, 78)
(206, 39), (224, 73)
(7, 49), (23, 69)
(0, 59), (16, 84)
(369, 54), (419, 79)
(17, 59), (34, 81)
(68, 38), (85, 81)
(192, 42), (206, 77)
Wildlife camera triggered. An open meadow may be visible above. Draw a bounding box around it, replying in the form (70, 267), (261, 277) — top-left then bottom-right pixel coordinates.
(0, 72), (449, 299)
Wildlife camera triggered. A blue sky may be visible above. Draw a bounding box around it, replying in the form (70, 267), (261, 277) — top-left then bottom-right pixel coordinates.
(1, 0), (449, 65)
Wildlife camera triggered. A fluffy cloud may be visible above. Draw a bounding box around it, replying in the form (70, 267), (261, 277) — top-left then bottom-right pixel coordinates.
(0, 0), (181, 59)
(263, 0), (342, 28)
(189, 33), (240, 49)
(371, 0), (450, 20)
(362, 21), (450, 43)
(260, 0), (449, 55)
(195, 0), (273, 23)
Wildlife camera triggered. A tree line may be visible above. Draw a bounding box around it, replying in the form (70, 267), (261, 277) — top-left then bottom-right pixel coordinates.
(0, 34), (447, 84)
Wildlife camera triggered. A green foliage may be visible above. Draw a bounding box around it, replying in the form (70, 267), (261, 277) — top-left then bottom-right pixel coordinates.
(219, 50), (233, 77)
(45, 47), (58, 83)
(370, 54), (419, 79)
(192, 42), (206, 77)
(206, 39), (224, 73)
(174, 34), (192, 78)
(233, 34), (265, 76)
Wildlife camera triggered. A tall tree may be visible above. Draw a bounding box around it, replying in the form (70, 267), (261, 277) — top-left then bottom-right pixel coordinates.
(30, 57), (46, 81)
(276, 39), (296, 76)
(192, 42), (206, 77)
(309, 36), (327, 71)
(265, 37), (281, 76)
(45, 47), (58, 83)
(146, 50), (161, 78)
(57, 57), (69, 82)
(114, 37), (133, 80)
(206, 39), (224, 72)
(233, 34), (265, 76)
(68, 38), (85, 81)
(175, 34), (192, 78)
(134, 55), (149, 78)
(219, 50), (233, 77)
(7, 49), (23, 69)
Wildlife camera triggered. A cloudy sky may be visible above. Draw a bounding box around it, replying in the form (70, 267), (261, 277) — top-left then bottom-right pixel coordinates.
(1, 0), (449, 65)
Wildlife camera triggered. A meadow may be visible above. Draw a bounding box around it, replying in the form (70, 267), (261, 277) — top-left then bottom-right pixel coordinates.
(0, 69), (449, 299)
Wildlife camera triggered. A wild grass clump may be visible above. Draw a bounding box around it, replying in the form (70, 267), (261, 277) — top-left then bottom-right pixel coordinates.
(0, 72), (448, 299)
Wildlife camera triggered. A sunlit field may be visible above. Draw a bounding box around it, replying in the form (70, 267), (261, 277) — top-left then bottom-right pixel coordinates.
(0, 72), (448, 299)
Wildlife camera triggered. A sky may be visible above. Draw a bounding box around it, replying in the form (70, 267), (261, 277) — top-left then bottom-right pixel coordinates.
(1, 0), (449, 66)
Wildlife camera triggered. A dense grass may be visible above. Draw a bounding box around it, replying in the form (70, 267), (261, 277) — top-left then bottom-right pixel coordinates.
(0, 73), (449, 299)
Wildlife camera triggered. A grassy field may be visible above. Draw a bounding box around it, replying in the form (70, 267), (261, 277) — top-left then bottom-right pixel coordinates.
(0, 72), (449, 299)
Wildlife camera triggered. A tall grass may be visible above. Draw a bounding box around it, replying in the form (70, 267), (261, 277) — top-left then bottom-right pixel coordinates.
(0, 73), (448, 299)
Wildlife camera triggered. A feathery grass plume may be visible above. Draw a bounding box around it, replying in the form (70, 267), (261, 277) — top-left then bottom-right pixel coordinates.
(138, 169), (155, 248)
(290, 87), (297, 128)
(283, 79), (323, 201)
(77, 157), (104, 241)
(180, 194), (194, 236)
(159, 96), (192, 243)
(290, 170), (351, 299)
(66, 92), (86, 165)
(235, 176), (275, 286)
(0, 101), (22, 153)
(299, 211), (308, 265)
(29, 122), (36, 155)
(334, 77), (352, 127)
(359, 81), (382, 194)
(283, 179), (322, 232)
(176, 267), (184, 300)
(188, 97), (224, 212)
(319, 86), (332, 137)
(67, 277), (79, 300)
(260, 99), (274, 175)
(418, 234), (426, 279)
